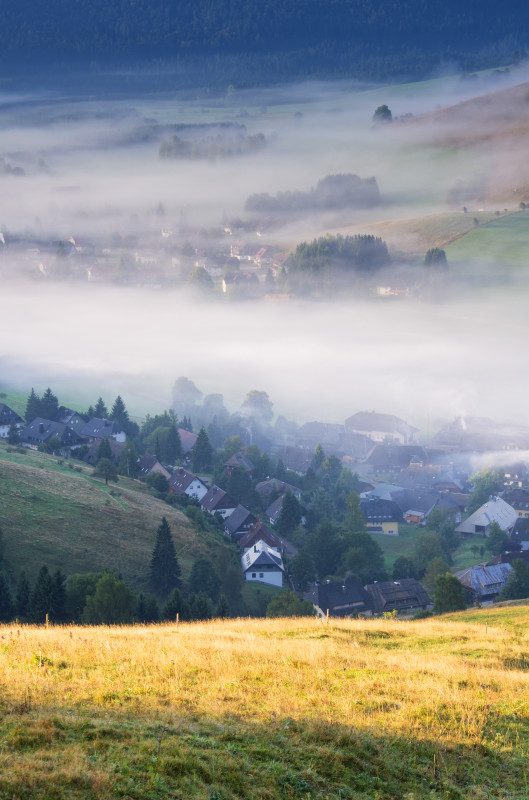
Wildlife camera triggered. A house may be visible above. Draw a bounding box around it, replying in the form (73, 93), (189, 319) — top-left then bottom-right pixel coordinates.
(200, 485), (237, 519)
(0, 403), (23, 438)
(224, 505), (257, 540)
(364, 579), (432, 615)
(255, 478), (302, 503)
(344, 411), (419, 445)
(455, 564), (513, 605)
(430, 416), (529, 453)
(80, 418), (125, 443)
(503, 488), (529, 519)
(241, 540), (284, 587)
(178, 428), (198, 464)
(239, 521), (284, 554)
(19, 417), (84, 450)
(456, 496), (518, 536)
(266, 496), (285, 526)
(224, 452), (254, 477)
(364, 444), (430, 474)
(273, 446), (312, 475)
(169, 467), (207, 500)
(508, 518), (529, 550)
(57, 406), (86, 436)
(304, 578), (373, 618)
(136, 454), (171, 480)
(359, 497), (401, 535)
(83, 438), (124, 466)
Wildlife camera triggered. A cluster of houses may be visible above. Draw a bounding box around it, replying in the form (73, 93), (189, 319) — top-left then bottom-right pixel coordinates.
(3, 399), (529, 613)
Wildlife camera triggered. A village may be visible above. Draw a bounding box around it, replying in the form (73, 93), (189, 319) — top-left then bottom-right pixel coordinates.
(2, 391), (529, 619)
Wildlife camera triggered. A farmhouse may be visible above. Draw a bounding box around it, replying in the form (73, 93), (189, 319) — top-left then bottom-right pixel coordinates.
(169, 467), (207, 500)
(241, 540), (284, 587)
(364, 579), (431, 614)
(456, 496), (518, 536)
(304, 578), (373, 618)
(0, 403), (23, 438)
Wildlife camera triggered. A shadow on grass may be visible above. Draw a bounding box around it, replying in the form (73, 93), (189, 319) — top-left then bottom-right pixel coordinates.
(0, 705), (526, 800)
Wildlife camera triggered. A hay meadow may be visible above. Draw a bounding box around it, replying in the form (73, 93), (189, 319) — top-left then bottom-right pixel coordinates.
(1, 609), (529, 799)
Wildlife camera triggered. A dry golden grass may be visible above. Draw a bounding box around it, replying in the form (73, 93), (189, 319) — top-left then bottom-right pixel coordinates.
(1, 610), (529, 798)
(1, 612), (528, 745)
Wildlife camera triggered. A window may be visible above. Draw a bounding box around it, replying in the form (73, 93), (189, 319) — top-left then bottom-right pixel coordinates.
(251, 573), (256, 578)
(259, 573), (264, 578)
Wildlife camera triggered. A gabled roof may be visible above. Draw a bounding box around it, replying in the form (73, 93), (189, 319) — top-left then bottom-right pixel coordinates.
(255, 478), (301, 501)
(177, 428), (198, 455)
(169, 467), (203, 493)
(225, 452), (254, 473)
(224, 504), (257, 536)
(239, 521), (281, 552)
(274, 446), (312, 475)
(503, 488), (529, 511)
(364, 579), (431, 612)
(80, 418), (122, 439)
(345, 411), (418, 438)
(0, 403), (23, 426)
(200, 485), (237, 513)
(456, 496), (518, 534)
(57, 406), (86, 434)
(365, 445), (430, 469)
(241, 541), (284, 572)
(304, 578), (373, 616)
(20, 417), (84, 447)
(455, 564), (512, 596)
(266, 496), (284, 524)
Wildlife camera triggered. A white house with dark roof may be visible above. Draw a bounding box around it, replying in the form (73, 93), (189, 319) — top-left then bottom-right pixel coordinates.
(0, 403), (23, 438)
(345, 411), (418, 445)
(241, 540), (284, 587)
(80, 418), (125, 443)
(169, 467), (207, 500)
(200, 485), (237, 519)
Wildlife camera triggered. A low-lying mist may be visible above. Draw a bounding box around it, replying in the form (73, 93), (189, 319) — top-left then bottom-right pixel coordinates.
(1, 65), (529, 433)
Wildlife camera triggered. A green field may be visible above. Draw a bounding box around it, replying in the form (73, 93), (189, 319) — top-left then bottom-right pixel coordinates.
(372, 524), (486, 575)
(0, 441), (214, 591)
(446, 211), (529, 267)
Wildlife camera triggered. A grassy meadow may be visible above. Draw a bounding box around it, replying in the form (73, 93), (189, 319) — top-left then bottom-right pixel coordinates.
(0, 610), (529, 799)
(0, 440), (214, 591)
(445, 212), (529, 268)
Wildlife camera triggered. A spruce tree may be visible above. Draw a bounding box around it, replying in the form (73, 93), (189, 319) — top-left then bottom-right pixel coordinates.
(40, 388), (59, 421)
(15, 570), (30, 619)
(0, 574), (14, 622)
(150, 517), (181, 596)
(25, 388), (40, 422)
(93, 397), (108, 418)
(162, 587), (190, 620)
(110, 395), (129, 430)
(192, 427), (213, 472)
(275, 490), (301, 536)
(97, 436), (113, 461)
(30, 565), (55, 623)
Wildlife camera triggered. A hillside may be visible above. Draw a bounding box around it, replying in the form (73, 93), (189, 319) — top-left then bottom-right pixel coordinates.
(1, 0), (528, 83)
(0, 441), (213, 591)
(0, 608), (528, 798)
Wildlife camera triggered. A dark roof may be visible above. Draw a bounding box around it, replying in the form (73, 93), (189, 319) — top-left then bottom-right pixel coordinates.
(83, 437), (124, 465)
(80, 418), (122, 439)
(200, 485), (237, 513)
(360, 497), (402, 522)
(504, 488), (529, 511)
(239, 521), (282, 551)
(20, 417), (84, 447)
(364, 579), (431, 612)
(366, 445), (430, 470)
(57, 407), (86, 434)
(169, 467), (201, 493)
(511, 517), (529, 540)
(225, 452), (254, 472)
(0, 403), (23, 426)
(224, 505), (257, 537)
(304, 578), (373, 617)
(255, 478), (301, 501)
(274, 446), (312, 475)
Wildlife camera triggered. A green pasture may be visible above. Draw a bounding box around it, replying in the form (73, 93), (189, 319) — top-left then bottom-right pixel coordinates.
(446, 211), (529, 267)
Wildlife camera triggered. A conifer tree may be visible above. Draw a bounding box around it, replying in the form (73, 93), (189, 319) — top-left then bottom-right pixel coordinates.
(30, 565), (55, 623)
(93, 397), (108, 418)
(25, 388), (40, 422)
(0, 574), (14, 622)
(192, 427), (213, 472)
(275, 490), (302, 536)
(150, 517), (181, 596)
(97, 436), (113, 461)
(40, 387), (59, 421)
(110, 395), (129, 430)
(162, 587), (190, 620)
(15, 570), (30, 619)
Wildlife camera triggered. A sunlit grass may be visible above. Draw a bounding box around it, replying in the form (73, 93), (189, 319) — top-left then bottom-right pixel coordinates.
(0, 609), (528, 798)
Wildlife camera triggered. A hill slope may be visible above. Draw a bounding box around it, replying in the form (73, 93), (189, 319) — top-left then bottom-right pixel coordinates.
(0, 442), (210, 590)
(0, 608), (528, 798)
